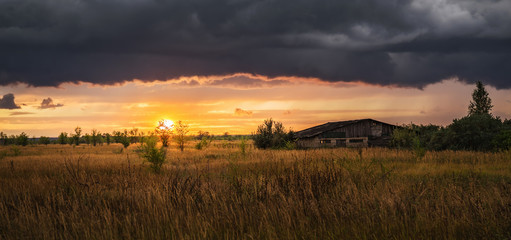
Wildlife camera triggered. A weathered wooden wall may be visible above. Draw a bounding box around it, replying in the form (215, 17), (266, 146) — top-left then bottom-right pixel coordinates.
(326, 120), (394, 138)
(296, 120), (397, 148)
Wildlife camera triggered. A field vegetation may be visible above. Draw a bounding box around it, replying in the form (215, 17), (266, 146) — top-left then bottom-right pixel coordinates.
(1, 142), (510, 239)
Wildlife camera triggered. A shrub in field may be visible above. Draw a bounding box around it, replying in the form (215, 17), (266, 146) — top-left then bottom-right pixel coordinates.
(57, 132), (68, 145)
(252, 118), (294, 149)
(391, 124), (439, 150)
(72, 127), (82, 146)
(195, 137), (211, 150)
(129, 128), (140, 144)
(119, 135), (131, 148)
(38, 136), (51, 145)
(83, 133), (91, 145)
(104, 133), (111, 145)
(138, 135), (166, 173)
(174, 121), (189, 151)
(15, 132), (29, 146)
(112, 130), (131, 148)
(0, 132), (6, 145)
(112, 130), (130, 148)
(91, 129), (102, 146)
(239, 137), (247, 156)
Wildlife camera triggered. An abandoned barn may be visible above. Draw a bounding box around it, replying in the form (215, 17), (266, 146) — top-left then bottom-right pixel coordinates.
(295, 119), (398, 148)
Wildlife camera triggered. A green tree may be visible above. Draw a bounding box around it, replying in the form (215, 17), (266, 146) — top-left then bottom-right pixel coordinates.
(129, 128), (139, 144)
(120, 130), (131, 148)
(83, 133), (91, 145)
(72, 127), (82, 146)
(16, 132), (29, 146)
(90, 129), (102, 146)
(252, 118), (294, 149)
(196, 130), (210, 140)
(0, 132), (7, 145)
(57, 132), (68, 145)
(468, 81), (493, 116)
(112, 131), (123, 143)
(174, 121), (189, 152)
(104, 133), (111, 145)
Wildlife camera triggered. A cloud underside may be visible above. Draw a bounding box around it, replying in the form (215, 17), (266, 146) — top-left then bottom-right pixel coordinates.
(1, 0), (510, 88)
(0, 93), (21, 109)
(9, 111), (33, 116)
(39, 97), (63, 109)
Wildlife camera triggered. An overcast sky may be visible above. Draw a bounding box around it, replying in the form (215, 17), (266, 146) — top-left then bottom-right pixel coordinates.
(1, 0), (511, 136)
(1, 0), (510, 88)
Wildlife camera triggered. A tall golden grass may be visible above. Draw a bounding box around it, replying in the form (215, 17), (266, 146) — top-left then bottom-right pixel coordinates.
(0, 142), (510, 239)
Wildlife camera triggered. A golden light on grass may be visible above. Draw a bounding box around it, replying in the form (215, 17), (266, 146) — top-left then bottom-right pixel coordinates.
(0, 144), (510, 239)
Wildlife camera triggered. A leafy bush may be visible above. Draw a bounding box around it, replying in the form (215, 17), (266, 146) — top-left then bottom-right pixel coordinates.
(492, 129), (511, 151)
(391, 127), (416, 149)
(72, 127), (82, 146)
(38, 136), (51, 145)
(391, 124), (441, 150)
(16, 132), (29, 146)
(119, 135), (131, 148)
(138, 136), (166, 173)
(239, 137), (247, 156)
(91, 129), (102, 146)
(57, 132), (68, 145)
(195, 137), (212, 150)
(447, 114), (502, 151)
(252, 118), (294, 149)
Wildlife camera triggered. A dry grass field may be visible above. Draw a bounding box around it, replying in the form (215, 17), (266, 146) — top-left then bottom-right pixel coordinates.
(1, 142), (510, 239)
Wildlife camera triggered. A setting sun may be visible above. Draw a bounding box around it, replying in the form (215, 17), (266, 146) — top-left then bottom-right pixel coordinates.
(159, 119), (174, 130)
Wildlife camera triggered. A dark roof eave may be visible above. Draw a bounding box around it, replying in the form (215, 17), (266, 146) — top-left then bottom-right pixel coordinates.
(295, 118), (398, 139)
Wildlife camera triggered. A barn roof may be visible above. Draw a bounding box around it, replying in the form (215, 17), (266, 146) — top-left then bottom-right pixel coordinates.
(295, 119), (396, 139)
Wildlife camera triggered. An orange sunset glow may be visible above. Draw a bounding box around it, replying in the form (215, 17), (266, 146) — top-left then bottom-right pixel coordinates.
(1, 76), (511, 137)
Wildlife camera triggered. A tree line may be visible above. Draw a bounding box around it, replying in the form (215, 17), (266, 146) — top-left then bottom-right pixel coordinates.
(0, 120), (243, 150)
(0, 127), (143, 147)
(391, 81), (511, 152)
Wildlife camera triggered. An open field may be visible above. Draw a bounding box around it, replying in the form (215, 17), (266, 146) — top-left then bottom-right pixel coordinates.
(1, 142), (510, 239)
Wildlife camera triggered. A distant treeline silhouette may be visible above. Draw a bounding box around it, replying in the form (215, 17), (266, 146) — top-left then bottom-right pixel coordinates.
(391, 81), (511, 152)
(0, 127), (246, 147)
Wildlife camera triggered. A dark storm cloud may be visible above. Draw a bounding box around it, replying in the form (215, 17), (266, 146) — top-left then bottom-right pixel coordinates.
(38, 97), (63, 109)
(1, 0), (510, 88)
(0, 93), (21, 109)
